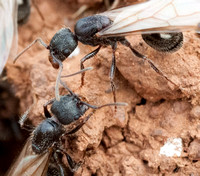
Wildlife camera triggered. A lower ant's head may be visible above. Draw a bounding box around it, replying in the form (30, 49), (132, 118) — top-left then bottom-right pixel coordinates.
(51, 94), (89, 125)
(48, 28), (78, 69)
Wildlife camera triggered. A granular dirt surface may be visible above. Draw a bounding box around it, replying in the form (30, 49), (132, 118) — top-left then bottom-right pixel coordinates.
(5, 0), (200, 175)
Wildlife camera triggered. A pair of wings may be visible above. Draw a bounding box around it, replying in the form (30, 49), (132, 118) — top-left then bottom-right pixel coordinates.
(0, 0), (18, 74)
(6, 137), (51, 176)
(99, 0), (200, 36)
(1, 0), (200, 73)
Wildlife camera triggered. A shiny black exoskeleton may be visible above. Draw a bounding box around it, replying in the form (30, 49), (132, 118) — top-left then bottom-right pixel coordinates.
(50, 94), (89, 125)
(75, 15), (125, 46)
(31, 118), (65, 154)
(24, 106), (83, 174)
(14, 14), (182, 102)
(73, 15), (182, 98)
(16, 81), (125, 175)
(47, 28), (78, 69)
(17, 89), (95, 174)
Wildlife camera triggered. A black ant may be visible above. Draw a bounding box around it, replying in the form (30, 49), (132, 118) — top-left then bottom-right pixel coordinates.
(14, 13), (180, 102)
(6, 81), (127, 176)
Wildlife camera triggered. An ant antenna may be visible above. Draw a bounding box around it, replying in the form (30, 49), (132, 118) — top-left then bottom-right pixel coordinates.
(13, 38), (48, 63)
(60, 80), (75, 96)
(81, 101), (128, 109)
(61, 67), (93, 78)
(60, 67), (93, 95)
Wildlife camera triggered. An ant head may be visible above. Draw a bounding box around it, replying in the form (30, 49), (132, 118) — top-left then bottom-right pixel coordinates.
(51, 94), (89, 125)
(32, 118), (64, 154)
(48, 28), (78, 68)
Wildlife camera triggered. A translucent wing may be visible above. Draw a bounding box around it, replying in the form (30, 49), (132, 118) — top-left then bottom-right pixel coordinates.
(0, 0), (18, 74)
(99, 0), (200, 36)
(6, 137), (51, 176)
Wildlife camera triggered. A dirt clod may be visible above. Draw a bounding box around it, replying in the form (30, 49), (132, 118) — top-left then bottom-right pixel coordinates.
(4, 0), (200, 175)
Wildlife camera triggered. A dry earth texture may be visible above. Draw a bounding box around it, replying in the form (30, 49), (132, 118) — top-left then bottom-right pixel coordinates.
(4, 0), (200, 175)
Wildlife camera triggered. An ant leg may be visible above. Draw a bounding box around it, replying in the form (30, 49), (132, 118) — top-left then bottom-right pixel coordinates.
(80, 46), (101, 87)
(43, 98), (56, 118)
(66, 112), (94, 135)
(19, 95), (37, 130)
(63, 151), (82, 172)
(53, 151), (66, 176)
(61, 67), (93, 94)
(32, 0), (45, 21)
(57, 149), (82, 172)
(105, 0), (120, 10)
(19, 102), (35, 128)
(60, 80), (75, 96)
(66, 153), (82, 172)
(18, 104), (35, 130)
(121, 39), (178, 87)
(110, 43), (117, 104)
(72, 5), (88, 19)
(13, 38), (48, 63)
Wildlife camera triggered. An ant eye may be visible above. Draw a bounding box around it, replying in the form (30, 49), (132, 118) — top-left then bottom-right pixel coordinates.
(76, 101), (84, 109)
(63, 49), (70, 57)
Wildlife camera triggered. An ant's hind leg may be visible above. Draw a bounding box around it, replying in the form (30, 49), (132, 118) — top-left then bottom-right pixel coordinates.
(121, 39), (178, 87)
(65, 153), (82, 172)
(80, 46), (101, 87)
(110, 43), (117, 103)
(52, 151), (65, 176)
(56, 149), (82, 172)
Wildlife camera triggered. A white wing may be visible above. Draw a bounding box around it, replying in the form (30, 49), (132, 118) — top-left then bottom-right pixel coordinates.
(99, 0), (200, 36)
(0, 0), (18, 74)
(6, 137), (51, 176)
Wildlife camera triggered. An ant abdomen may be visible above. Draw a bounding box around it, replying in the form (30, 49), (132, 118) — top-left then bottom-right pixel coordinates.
(142, 32), (183, 52)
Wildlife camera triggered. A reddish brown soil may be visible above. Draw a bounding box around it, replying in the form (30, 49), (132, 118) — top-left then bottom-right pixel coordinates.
(5, 0), (200, 175)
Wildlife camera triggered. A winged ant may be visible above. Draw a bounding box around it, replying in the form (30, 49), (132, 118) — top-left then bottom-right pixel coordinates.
(13, 0), (200, 102)
(6, 80), (127, 176)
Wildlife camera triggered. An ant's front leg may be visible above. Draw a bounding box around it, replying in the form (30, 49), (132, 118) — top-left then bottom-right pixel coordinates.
(18, 104), (35, 130)
(43, 98), (56, 118)
(80, 46), (101, 87)
(66, 112), (94, 135)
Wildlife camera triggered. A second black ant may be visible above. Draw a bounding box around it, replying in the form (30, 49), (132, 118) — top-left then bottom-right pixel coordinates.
(6, 81), (127, 176)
